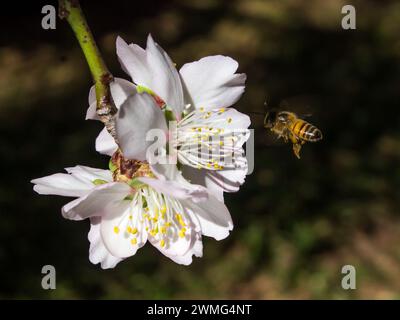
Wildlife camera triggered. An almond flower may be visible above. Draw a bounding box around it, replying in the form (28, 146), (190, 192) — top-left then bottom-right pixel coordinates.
(87, 35), (251, 201)
(31, 155), (233, 268)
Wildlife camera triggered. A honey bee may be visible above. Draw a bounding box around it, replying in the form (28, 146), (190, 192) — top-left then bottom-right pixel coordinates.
(264, 110), (323, 159)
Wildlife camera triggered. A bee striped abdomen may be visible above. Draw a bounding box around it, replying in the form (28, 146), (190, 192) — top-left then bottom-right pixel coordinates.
(291, 119), (322, 142)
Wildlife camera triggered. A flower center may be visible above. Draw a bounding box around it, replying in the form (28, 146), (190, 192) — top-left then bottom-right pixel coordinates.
(175, 107), (246, 170)
(113, 185), (190, 249)
(109, 151), (190, 249)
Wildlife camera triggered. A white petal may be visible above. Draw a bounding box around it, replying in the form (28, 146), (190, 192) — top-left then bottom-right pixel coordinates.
(87, 78), (136, 156)
(164, 209), (203, 265)
(62, 182), (131, 221)
(165, 232), (203, 265)
(95, 127), (118, 156)
(100, 202), (148, 258)
(138, 176), (208, 202)
(31, 171), (94, 197)
(65, 165), (112, 183)
(88, 217), (123, 269)
(149, 206), (202, 264)
(146, 35), (184, 115)
(183, 195), (233, 241)
(180, 55), (246, 110)
(116, 92), (168, 161)
(87, 85), (97, 120)
(204, 164), (248, 194)
(150, 161), (201, 187)
(207, 107), (251, 132)
(181, 166), (224, 202)
(148, 232), (191, 259)
(116, 36), (153, 90)
(86, 77), (136, 121)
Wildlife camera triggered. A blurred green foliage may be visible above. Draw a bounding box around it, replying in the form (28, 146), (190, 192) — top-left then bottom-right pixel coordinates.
(1, 0), (400, 299)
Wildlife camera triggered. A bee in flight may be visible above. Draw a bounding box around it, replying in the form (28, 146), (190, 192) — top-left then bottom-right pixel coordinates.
(263, 109), (323, 159)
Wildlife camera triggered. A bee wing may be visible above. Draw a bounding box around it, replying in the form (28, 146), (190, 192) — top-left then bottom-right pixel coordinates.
(279, 95), (318, 118)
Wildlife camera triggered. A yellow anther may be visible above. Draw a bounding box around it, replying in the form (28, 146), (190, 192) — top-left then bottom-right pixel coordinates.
(131, 238), (137, 245)
(197, 128), (202, 132)
(113, 226), (120, 234)
(160, 239), (166, 247)
(160, 226), (167, 234)
(179, 228), (186, 238)
(128, 215), (133, 220)
(126, 226), (132, 233)
(160, 205), (167, 215)
(150, 226), (159, 237)
(131, 227), (138, 235)
(219, 107), (225, 113)
(175, 213), (186, 227)
(200, 107), (205, 112)
(214, 163), (220, 169)
(219, 140), (224, 146)
(227, 118), (232, 123)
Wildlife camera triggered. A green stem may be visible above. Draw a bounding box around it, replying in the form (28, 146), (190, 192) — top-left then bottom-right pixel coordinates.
(58, 0), (117, 139)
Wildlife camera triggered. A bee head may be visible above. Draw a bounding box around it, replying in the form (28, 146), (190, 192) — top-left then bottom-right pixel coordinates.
(264, 111), (277, 128)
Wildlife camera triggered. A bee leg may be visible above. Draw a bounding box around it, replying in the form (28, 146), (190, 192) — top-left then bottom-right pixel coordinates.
(282, 129), (290, 143)
(292, 143), (302, 159)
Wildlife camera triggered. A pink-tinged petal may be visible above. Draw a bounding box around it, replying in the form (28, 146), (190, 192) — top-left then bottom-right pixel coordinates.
(65, 165), (112, 183)
(116, 92), (168, 161)
(183, 194), (233, 241)
(31, 172), (94, 198)
(138, 176), (208, 202)
(88, 217), (123, 269)
(95, 127), (118, 156)
(146, 35), (184, 115)
(86, 77), (136, 121)
(180, 55), (246, 109)
(100, 202), (147, 258)
(62, 182), (131, 221)
(116, 36), (153, 89)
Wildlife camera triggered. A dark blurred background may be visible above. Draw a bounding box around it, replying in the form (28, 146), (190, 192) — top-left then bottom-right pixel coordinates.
(1, 0), (400, 299)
